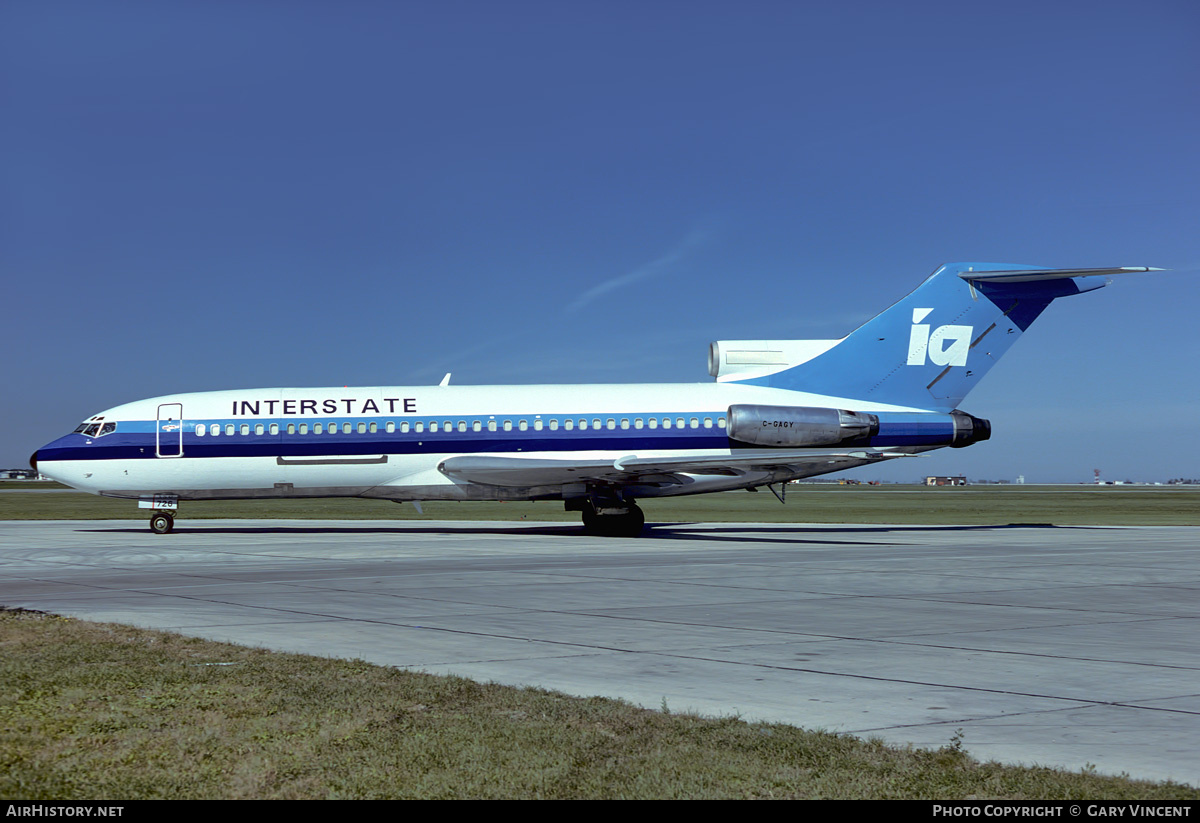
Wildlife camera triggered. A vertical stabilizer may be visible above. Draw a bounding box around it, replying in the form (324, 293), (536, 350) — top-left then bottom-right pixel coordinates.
(734, 263), (1150, 411)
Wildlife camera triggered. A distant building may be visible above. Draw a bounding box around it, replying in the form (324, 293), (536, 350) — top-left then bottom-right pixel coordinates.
(1, 469), (43, 480)
(925, 475), (967, 486)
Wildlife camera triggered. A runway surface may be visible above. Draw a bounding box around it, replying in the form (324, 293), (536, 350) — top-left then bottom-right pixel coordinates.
(2, 519), (1197, 786)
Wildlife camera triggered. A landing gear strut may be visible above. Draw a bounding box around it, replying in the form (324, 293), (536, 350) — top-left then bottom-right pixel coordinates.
(575, 499), (645, 537)
(149, 512), (175, 534)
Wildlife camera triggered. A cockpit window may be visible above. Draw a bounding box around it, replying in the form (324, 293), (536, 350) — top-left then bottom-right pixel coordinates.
(75, 422), (116, 437)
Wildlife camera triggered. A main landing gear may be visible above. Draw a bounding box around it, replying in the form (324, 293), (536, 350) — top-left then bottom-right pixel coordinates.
(570, 498), (646, 537)
(149, 511), (175, 534)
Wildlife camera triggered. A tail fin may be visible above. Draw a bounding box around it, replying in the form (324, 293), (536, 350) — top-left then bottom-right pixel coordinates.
(735, 263), (1159, 411)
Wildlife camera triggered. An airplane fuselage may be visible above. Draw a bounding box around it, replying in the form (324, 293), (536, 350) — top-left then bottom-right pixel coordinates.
(35, 381), (959, 503)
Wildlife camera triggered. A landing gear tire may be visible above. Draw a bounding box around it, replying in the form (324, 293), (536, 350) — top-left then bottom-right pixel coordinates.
(149, 512), (175, 535)
(581, 503), (645, 537)
(614, 505), (645, 537)
(581, 506), (599, 533)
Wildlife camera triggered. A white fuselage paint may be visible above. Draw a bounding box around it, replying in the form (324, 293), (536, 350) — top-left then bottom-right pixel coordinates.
(41, 381), (930, 502)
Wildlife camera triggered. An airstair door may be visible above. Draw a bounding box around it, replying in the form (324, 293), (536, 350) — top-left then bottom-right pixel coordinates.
(157, 403), (183, 457)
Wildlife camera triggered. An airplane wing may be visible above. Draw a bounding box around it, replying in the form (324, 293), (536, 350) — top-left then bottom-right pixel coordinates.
(438, 448), (918, 489)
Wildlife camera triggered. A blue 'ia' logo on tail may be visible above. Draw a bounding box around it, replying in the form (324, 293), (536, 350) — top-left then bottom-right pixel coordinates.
(906, 309), (972, 368)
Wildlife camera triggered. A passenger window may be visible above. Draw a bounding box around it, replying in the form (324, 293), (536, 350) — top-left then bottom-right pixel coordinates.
(329, 424), (338, 435)
(718, 416), (727, 429)
(226, 424), (235, 436)
(518, 420), (528, 431)
(703, 417), (712, 428)
(270, 423), (280, 435)
(415, 422), (424, 433)
(503, 420), (512, 431)
(534, 419), (543, 431)
(634, 418), (643, 429)
(195, 425), (205, 436)
(593, 419), (601, 430)
(400, 421), (409, 433)
(240, 424), (250, 436)
(369, 422), (378, 433)
(473, 421), (481, 432)
(458, 421), (467, 432)
(488, 420), (497, 432)
(299, 423), (308, 435)
(606, 419), (616, 430)
(690, 418), (699, 428)
(677, 418), (686, 429)
(620, 419), (630, 430)
(549, 419), (558, 431)
(286, 423), (295, 435)
(210, 424), (220, 436)
(255, 424), (265, 435)
(662, 418), (671, 429)
(648, 418), (657, 429)
(356, 422), (366, 434)
(564, 419), (574, 430)
(314, 423), (323, 434)
(430, 421), (439, 433)
(343, 422), (352, 434)
(386, 421), (395, 433)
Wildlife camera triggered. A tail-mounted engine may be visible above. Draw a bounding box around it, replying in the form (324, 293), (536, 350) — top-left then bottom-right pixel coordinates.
(949, 410), (991, 448)
(727, 404), (879, 448)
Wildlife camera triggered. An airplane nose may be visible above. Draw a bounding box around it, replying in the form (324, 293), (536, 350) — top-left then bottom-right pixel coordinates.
(29, 450), (38, 471)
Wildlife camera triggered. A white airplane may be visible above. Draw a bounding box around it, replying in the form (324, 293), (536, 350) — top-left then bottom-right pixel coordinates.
(32, 262), (1159, 536)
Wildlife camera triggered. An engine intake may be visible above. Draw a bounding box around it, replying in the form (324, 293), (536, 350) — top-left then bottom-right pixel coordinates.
(727, 404), (879, 448)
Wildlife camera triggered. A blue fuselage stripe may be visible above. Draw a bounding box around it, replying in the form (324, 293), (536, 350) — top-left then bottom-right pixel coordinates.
(36, 412), (956, 462)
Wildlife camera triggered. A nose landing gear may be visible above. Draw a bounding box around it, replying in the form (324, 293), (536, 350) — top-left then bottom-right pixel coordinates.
(149, 512), (175, 534)
(139, 495), (179, 534)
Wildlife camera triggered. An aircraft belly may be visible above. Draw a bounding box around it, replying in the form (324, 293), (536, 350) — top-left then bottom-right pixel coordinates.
(70, 454), (418, 500)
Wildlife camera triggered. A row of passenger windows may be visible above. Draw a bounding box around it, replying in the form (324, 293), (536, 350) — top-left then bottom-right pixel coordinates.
(194, 416), (728, 437)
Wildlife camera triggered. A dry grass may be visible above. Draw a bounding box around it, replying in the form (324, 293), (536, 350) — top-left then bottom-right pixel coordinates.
(3, 609), (1196, 800)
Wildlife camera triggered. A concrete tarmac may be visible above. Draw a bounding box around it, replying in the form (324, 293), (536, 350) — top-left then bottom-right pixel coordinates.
(1, 519), (1197, 786)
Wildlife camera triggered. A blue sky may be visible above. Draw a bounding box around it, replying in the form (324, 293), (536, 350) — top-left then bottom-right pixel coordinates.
(4, 1), (1198, 483)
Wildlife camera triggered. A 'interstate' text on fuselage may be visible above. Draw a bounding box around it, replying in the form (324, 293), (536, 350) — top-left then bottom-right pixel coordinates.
(232, 398), (418, 416)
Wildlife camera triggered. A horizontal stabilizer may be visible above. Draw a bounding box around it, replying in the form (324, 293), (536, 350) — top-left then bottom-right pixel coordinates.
(958, 266), (1163, 283)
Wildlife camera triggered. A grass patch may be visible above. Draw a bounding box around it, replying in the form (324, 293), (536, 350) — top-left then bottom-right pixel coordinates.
(1, 609), (1197, 799)
(1, 485), (1197, 525)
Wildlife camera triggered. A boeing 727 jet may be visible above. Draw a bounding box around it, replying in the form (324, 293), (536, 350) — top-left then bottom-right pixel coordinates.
(31, 262), (1159, 535)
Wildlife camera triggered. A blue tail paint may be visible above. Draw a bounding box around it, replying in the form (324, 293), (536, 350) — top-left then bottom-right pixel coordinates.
(736, 262), (1108, 411)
